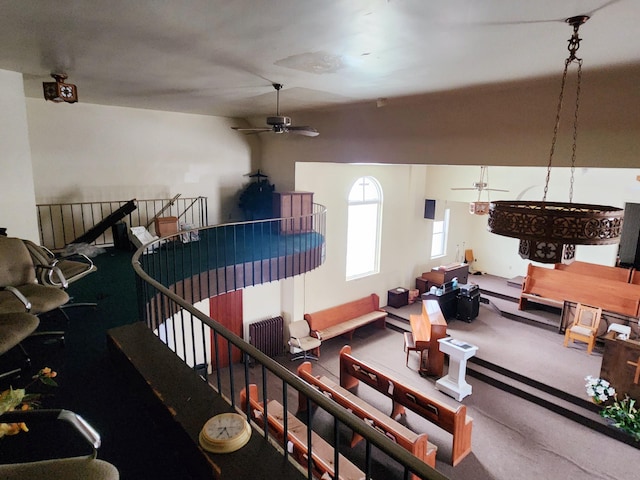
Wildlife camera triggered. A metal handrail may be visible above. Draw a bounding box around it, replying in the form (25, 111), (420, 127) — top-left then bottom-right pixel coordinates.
(131, 206), (448, 480)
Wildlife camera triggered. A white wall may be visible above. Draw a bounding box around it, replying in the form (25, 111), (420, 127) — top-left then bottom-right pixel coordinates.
(242, 281), (283, 340)
(25, 100), (260, 224)
(0, 70), (39, 240)
(426, 165), (640, 277)
(291, 162), (640, 314)
(297, 163), (447, 312)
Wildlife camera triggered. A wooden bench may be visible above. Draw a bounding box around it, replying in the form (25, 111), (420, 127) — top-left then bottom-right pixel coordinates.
(240, 384), (365, 480)
(339, 346), (473, 466)
(520, 263), (640, 318)
(296, 362), (437, 477)
(304, 294), (387, 348)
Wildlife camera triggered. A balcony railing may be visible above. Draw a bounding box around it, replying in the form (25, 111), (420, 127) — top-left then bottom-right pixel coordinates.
(36, 196), (207, 250)
(132, 204), (448, 480)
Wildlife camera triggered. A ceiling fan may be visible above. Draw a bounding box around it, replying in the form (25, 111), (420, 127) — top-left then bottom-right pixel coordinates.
(231, 83), (319, 137)
(451, 166), (508, 193)
(451, 166), (509, 215)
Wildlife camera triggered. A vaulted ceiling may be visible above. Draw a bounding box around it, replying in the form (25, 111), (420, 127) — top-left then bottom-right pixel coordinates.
(1, 1), (638, 118)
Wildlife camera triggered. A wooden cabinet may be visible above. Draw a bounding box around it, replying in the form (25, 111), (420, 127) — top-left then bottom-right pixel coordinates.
(273, 191), (313, 233)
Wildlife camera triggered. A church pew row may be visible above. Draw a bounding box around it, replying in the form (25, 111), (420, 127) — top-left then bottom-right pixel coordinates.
(296, 361), (437, 477)
(339, 345), (473, 467)
(240, 384), (366, 480)
(520, 263), (640, 317)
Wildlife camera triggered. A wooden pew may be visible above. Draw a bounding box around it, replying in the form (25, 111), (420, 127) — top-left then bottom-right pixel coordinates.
(520, 264), (640, 317)
(304, 294), (387, 348)
(339, 346), (473, 466)
(240, 384), (365, 480)
(296, 362), (437, 475)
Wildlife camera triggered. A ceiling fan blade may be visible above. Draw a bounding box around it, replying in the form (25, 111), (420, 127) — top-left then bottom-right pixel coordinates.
(451, 187), (477, 191)
(233, 84), (319, 137)
(231, 127), (273, 134)
(485, 188), (510, 192)
(288, 126), (319, 137)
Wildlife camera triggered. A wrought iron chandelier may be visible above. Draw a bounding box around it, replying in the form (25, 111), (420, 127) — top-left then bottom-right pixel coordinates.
(487, 15), (624, 264)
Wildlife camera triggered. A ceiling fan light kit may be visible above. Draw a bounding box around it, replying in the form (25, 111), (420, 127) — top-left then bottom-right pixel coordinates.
(42, 73), (78, 103)
(487, 15), (624, 264)
(452, 166), (508, 216)
(469, 202), (490, 215)
(231, 83), (319, 137)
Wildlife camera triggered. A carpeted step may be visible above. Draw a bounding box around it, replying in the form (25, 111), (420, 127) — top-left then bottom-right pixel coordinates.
(466, 359), (639, 450)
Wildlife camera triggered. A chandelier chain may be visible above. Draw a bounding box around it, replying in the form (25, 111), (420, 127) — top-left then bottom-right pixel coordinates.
(569, 58), (583, 203)
(543, 22), (584, 204)
(487, 14), (624, 260)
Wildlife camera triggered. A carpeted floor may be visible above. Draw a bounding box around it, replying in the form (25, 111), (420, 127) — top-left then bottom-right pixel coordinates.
(283, 322), (638, 480)
(2, 251), (638, 480)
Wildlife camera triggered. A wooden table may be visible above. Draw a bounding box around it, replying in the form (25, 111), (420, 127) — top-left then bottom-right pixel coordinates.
(409, 299), (447, 376)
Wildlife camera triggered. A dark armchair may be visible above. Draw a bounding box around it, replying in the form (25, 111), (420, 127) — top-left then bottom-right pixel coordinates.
(22, 239), (97, 289)
(0, 312), (40, 380)
(0, 236), (69, 315)
(0, 409), (119, 479)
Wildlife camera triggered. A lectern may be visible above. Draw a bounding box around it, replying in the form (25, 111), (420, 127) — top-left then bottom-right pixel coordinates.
(436, 337), (478, 401)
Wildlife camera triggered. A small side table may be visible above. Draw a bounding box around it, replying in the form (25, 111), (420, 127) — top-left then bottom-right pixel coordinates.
(387, 288), (409, 308)
(435, 337), (478, 401)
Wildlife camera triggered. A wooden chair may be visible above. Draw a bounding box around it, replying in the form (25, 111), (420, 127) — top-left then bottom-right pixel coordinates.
(465, 249), (476, 273)
(563, 303), (603, 354)
(403, 331), (419, 367)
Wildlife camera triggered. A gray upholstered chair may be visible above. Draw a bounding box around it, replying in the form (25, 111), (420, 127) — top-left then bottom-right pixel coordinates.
(288, 320), (321, 361)
(22, 239), (97, 289)
(0, 409), (119, 479)
(0, 236), (69, 315)
(0, 312), (40, 380)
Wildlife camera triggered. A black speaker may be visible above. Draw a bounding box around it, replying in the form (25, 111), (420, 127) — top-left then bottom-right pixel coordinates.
(424, 199), (436, 219)
(456, 292), (480, 322)
(619, 202), (640, 268)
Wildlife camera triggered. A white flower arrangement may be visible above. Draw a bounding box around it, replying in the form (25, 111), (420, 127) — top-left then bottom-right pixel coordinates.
(584, 375), (616, 404)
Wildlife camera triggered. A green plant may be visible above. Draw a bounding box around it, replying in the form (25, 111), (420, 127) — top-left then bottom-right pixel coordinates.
(601, 395), (640, 441)
(584, 375), (640, 441)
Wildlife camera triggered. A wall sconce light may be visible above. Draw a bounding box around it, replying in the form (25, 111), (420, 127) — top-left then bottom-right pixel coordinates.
(43, 73), (78, 103)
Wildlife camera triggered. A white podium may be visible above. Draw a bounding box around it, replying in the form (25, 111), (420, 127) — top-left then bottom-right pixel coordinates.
(435, 337), (478, 401)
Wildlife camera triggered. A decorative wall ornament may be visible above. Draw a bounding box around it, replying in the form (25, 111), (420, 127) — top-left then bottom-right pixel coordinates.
(488, 15), (623, 263)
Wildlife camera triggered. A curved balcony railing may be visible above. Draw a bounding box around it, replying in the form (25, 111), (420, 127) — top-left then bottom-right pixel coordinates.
(132, 204), (447, 480)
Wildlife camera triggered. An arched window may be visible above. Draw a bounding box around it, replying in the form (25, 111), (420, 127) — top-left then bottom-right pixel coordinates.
(346, 176), (382, 280)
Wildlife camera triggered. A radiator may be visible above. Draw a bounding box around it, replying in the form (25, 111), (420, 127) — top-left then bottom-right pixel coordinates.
(249, 316), (284, 358)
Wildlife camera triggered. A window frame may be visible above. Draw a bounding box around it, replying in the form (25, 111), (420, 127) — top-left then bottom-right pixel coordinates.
(430, 207), (450, 259)
(345, 176), (383, 281)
